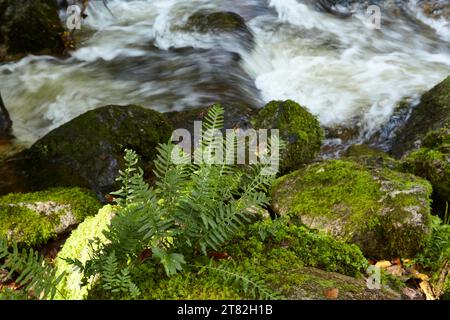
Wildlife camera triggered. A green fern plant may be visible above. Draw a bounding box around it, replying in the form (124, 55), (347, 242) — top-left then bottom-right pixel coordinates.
(67, 104), (282, 299)
(0, 236), (65, 300)
(198, 261), (283, 300)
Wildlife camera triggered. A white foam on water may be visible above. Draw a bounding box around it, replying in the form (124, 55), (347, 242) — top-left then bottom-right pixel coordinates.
(1, 0), (449, 145)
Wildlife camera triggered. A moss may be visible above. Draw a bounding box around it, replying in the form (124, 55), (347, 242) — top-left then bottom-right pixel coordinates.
(345, 144), (402, 171)
(404, 127), (450, 202)
(252, 100), (324, 173)
(271, 160), (432, 258)
(183, 11), (250, 35)
(0, 187), (101, 247)
(55, 205), (115, 300)
(116, 220), (397, 300)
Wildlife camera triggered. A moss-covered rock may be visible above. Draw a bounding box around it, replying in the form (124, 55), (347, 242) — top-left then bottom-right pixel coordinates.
(6, 105), (173, 200)
(271, 160), (433, 258)
(182, 11), (253, 46)
(252, 100), (324, 173)
(404, 127), (450, 203)
(391, 76), (450, 157)
(55, 205), (115, 300)
(0, 0), (67, 62)
(344, 144), (402, 171)
(0, 187), (101, 247)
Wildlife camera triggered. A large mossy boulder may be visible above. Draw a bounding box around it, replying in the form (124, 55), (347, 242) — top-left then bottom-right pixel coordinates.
(271, 160), (433, 258)
(0, 187), (101, 247)
(0, 0), (66, 61)
(182, 11), (253, 45)
(55, 205), (115, 300)
(252, 100), (324, 173)
(404, 127), (450, 204)
(391, 76), (450, 157)
(8, 105), (173, 200)
(0, 93), (12, 138)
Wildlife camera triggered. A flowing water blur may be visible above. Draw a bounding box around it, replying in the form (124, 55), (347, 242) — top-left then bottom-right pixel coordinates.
(0, 0), (449, 150)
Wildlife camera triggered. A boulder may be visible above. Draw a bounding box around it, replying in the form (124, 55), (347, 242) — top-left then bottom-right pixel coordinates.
(252, 100), (324, 173)
(271, 160), (433, 258)
(0, 0), (67, 61)
(391, 76), (450, 157)
(0, 187), (101, 247)
(182, 11), (253, 47)
(404, 127), (450, 204)
(0, 93), (12, 138)
(2, 105), (173, 200)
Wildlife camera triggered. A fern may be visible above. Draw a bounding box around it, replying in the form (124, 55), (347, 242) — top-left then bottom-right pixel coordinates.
(199, 261), (283, 300)
(0, 237), (65, 300)
(101, 252), (141, 300)
(66, 104), (284, 299)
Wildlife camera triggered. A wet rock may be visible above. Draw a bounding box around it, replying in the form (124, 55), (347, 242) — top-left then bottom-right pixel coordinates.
(2, 105), (172, 200)
(271, 160), (433, 258)
(182, 11), (253, 48)
(390, 76), (450, 158)
(0, 93), (12, 138)
(0, 0), (67, 62)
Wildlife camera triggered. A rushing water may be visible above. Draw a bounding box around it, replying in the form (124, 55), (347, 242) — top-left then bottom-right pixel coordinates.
(0, 0), (449, 149)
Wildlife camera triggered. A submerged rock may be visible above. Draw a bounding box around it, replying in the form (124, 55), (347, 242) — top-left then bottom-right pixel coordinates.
(0, 0), (67, 61)
(391, 76), (450, 158)
(0, 93), (12, 138)
(252, 100), (324, 173)
(0, 187), (101, 247)
(271, 160), (433, 258)
(3, 105), (172, 200)
(182, 11), (253, 47)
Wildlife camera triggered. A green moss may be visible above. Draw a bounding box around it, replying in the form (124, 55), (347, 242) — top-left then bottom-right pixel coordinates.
(404, 127), (450, 202)
(55, 205), (115, 300)
(252, 100), (324, 173)
(271, 160), (432, 258)
(0, 187), (101, 247)
(345, 144), (402, 171)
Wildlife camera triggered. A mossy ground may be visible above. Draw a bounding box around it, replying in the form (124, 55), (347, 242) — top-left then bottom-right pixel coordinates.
(0, 187), (101, 247)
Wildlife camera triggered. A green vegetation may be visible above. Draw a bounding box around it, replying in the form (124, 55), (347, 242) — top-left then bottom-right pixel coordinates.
(252, 100), (324, 173)
(404, 127), (450, 203)
(0, 188), (101, 247)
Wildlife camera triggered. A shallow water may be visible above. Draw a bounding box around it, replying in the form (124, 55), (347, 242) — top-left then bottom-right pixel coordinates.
(0, 0), (449, 148)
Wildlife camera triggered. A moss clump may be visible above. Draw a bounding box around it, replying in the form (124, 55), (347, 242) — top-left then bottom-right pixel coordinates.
(183, 11), (251, 35)
(0, 187), (101, 247)
(271, 160), (432, 258)
(404, 127), (450, 203)
(252, 100), (324, 173)
(55, 205), (115, 300)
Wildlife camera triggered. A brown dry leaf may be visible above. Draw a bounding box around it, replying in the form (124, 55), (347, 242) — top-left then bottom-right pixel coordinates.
(392, 258), (402, 266)
(324, 288), (339, 300)
(419, 281), (436, 300)
(375, 260), (392, 269)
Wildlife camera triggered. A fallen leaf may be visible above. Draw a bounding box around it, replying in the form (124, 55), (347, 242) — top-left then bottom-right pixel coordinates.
(324, 288), (339, 300)
(375, 260), (392, 269)
(419, 281), (436, 300)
